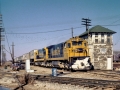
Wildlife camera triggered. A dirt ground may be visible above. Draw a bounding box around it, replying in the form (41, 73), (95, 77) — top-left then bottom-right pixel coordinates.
(0, 65), (117, 90)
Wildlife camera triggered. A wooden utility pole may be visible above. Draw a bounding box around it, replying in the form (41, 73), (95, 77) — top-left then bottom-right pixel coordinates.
(12, 42), (15, 64)
(71, 27), (73, 38)
(1, 45), (4, 65)
(0, 28), (1, 66)
(0, 14), (5, 66)
(82, 18), (91, 31)
(82, 18), (91, 44)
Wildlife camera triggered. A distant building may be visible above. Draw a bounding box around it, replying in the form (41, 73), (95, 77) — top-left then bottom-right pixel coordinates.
(79, 25), (116, 70)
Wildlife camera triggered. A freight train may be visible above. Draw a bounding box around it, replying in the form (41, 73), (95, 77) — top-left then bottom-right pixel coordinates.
(15, 36), (93, 71)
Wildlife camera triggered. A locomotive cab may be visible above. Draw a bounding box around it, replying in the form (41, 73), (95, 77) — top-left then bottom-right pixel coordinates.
(65, 37), (92, 70)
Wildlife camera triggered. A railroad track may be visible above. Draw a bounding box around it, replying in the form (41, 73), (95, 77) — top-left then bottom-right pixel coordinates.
(1, 71), (120, 89)
(33, 75), (120, 89)
(85, 71), (120, 79)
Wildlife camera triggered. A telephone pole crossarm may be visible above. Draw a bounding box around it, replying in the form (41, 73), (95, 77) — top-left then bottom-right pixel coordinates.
(81, 18), (91, 31)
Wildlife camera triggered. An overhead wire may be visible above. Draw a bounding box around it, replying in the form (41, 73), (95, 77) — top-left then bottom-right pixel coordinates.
(108, 18), (120, 46)
(3, 46), (11, 54)
(92, 24), (120, 27)
(15, 32), (72, 45)
(3, 13), (120, 30)
(6, 26), (85, 45)
(5, 22), (120, 46)
(4, 29), (13, 60)
(2, 17), (13, 60)
(6, 28), (70, 34)
(109, 19), (120, 25)
(3, 14), (120, 53)
(6, 26), (85, 34)
(4, 46), (17, 58)
(5, 23), (120, 35)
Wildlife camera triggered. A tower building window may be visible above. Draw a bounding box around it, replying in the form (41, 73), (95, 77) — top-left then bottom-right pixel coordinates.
(95, 39), (98, 43)
(101, 33), (104, 37)
(101, 39), (104, 43)
(107, 38), (110, 44)
(107, 33), (111, 37)
(95, 33), (98, 37)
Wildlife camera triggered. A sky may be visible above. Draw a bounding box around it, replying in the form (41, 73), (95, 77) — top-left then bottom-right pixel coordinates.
(0, 0), (120, 60)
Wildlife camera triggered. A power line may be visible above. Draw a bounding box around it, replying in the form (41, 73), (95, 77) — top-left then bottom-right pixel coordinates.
(114, 40), (120, 46)
(4, 28), (13, 60)
(6, 28), (71, 34)
(6, 23), (120, 35)
(3, 46), (11, 54)
(110, 19), (120, 25)
(15, 32), (72, 45)
(92, 24), (120, 27)
(5, 21), (120, 35)
(6, 23), (120, 34)
(108, 18), (120, 46)
(6, 26), (84, 34)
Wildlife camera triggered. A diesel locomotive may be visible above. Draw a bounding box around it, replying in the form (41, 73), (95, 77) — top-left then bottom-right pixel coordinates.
(15, 36), (93, 71)
(34, 36), (92, 70)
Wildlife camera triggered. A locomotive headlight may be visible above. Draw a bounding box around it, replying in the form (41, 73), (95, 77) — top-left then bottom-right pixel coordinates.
(74, 48), (83, 52)
(73, 48), (83, 53)
(74, 49), (78, 52)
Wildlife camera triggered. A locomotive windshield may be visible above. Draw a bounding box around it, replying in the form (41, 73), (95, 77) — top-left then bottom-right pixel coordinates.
(72, 41), (82, 46)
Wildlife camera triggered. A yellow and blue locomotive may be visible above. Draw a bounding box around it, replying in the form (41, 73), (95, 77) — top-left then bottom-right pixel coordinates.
(34, 36), (92, 70)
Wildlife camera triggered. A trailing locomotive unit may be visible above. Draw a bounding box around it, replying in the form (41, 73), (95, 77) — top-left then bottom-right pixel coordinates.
(34, 37), (92, 70)
(29, 50), (38, 65)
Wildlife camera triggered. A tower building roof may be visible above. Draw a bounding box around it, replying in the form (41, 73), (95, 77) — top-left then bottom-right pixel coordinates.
(79, 25), (116, 37)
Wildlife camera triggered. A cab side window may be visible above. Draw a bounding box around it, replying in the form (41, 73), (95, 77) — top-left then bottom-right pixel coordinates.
(64, 43), (66, 48)
(68, 43), (71, 48)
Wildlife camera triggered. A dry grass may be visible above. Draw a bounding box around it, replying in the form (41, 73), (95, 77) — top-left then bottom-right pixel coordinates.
(17, 73), (35, 85)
